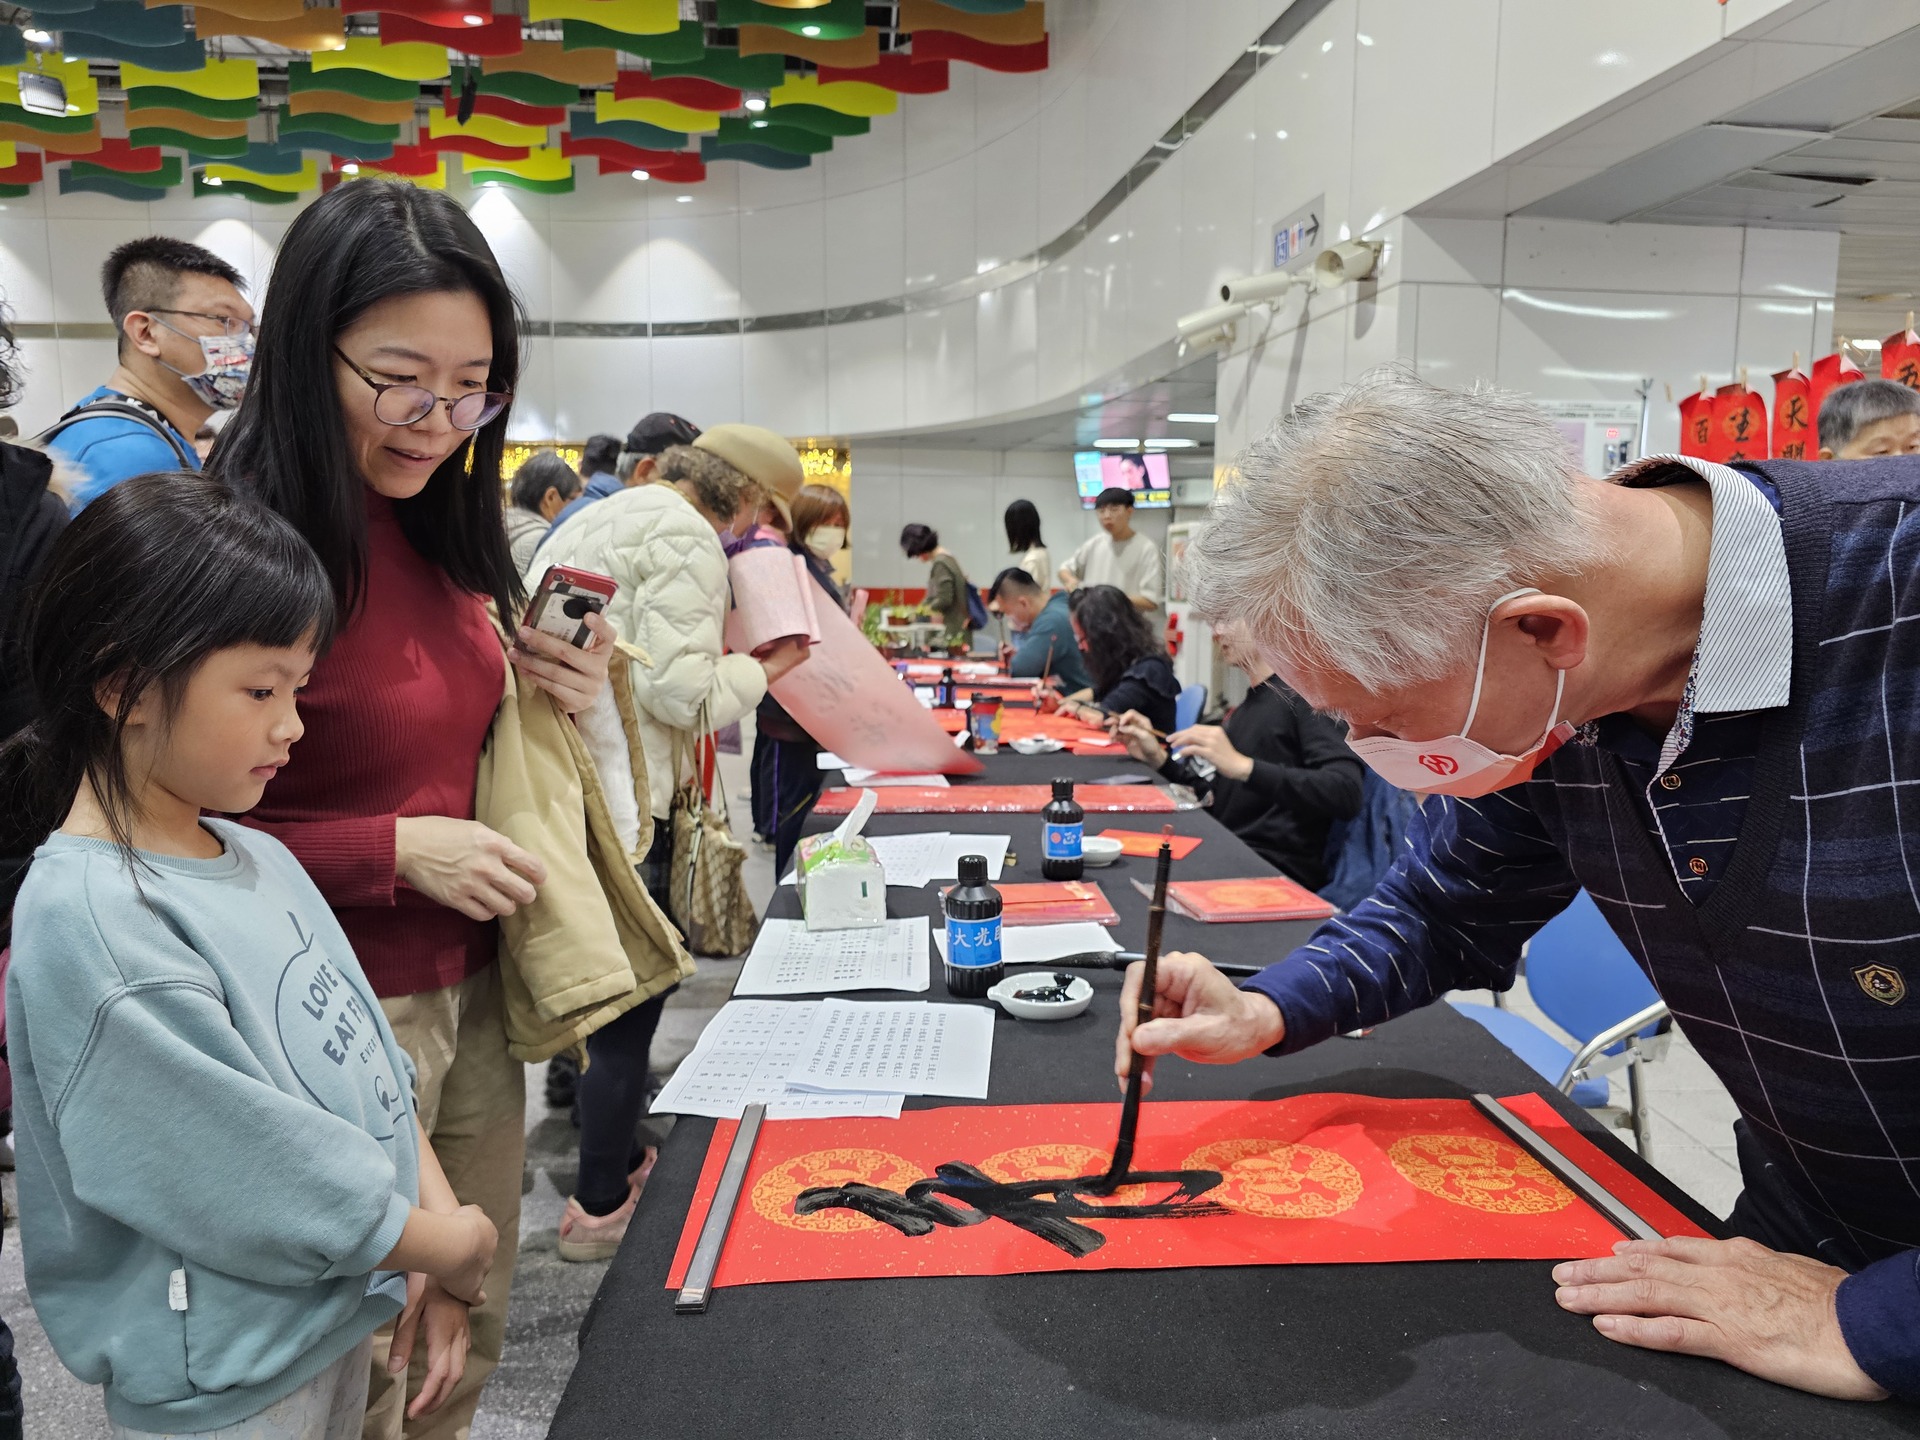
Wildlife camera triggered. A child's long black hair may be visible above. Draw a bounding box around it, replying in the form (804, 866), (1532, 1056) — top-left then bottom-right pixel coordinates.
(0, 473), (336, 920)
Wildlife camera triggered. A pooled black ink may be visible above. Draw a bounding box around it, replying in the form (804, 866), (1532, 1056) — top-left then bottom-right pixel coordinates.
(795, 1161), (1227, 1257)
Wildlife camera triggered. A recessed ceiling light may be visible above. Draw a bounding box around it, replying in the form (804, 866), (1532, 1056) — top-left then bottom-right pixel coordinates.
(676, 193), (693, 202)
(744, 96), (766, 112)
(21, 28), (48, 43)
(801, 24), (821, 36)
(1320, 39), (1332, 52)
(341, 162), (359, 175)
(461, 13), (485, 24)
(1167, 412), (1217, 424)
(1357, 33), (1373, 45)
(204, 175), (223, 186)
(1274, 130), (1288, 140)
(751, 118), (768, 128)
(1144, 438), (1199, 448)
(1093, 438), (1140, 449)
(631, 168), (649, 180)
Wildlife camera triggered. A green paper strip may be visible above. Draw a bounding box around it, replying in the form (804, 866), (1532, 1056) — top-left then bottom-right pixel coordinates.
(63, 35), (206, 70)
(715, 0), (864, 40)
(194, 175), (302, 203)
(0, 105), (97, 136)
(652, 47), (784, 90)
(757, 103), (867, 137)
(214, 143), (308, 175)
(272, 107), (400, 144)
(72, 155), (184, 186)
(561, 18), (703, 61)
(61, 169), (170, 200)
(716, 116), (830, 154)
(121, 87), (258, 121)
(286, 60), (418, 103)
(144, 128), (246, 156)
(699, 137), (809, 170)
(468, 68), (580, 108)
(0, 184), (29, 198)
(295, 136), (397, 162)
(564, 108), (689, 150)
(0, 30), (27, 68)
(467, 169), (574, 195)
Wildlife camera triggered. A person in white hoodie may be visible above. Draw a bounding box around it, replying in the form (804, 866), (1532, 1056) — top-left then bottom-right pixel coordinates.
(532, 431), (808, 1257)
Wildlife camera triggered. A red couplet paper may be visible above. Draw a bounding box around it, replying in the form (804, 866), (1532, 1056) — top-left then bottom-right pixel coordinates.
(979, 880), (1119, 926)
(1678, 388), (1715, 460)
(1810, 350), (1865, 438)
(1884, 325), (1920, 390)
(1772, 366), (1812, 460)
(1098, 829), (1203, 859)
(665, 1095), (1710, 1291)
(1164, 875), (1337, 923)
(1711, 382), (1767, 462)
(757, 590), (982, 779)
(815, 784), (1177, 815)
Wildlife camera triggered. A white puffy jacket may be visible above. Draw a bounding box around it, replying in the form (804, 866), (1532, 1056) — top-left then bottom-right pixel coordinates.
(532, 484), (766, 818)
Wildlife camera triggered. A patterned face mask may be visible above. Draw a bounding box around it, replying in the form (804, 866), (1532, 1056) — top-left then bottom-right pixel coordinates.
(156, 321), (253, 410)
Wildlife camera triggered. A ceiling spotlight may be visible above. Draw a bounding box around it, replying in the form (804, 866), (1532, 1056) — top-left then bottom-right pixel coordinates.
(1143, 438), (1199, 449)
(744, 95), (767, 112)
(631, 168), (649, 180)
(461, 11), (485, 22)
(800, 23), (821, 35)
(1167, 412), (1217, 424)
(204, 174), (223, 186)
(21, 28), (49, 43)
(1093, 438), (1140, 449)
(341, 162), (360, 175)
(676, 193), (693, 202)
(751, 118), (768, 128)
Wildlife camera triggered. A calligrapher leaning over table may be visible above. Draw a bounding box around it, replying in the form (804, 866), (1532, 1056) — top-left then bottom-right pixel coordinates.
(1118, 364), (1920, 1404)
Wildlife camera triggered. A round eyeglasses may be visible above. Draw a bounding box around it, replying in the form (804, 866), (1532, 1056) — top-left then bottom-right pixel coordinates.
(334, 347), (512, 432)
(146, 308), (255, 339)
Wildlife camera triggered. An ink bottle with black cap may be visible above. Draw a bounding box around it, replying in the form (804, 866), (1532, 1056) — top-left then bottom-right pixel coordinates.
(1042, 778), (1085, 880)
(937, 666), (955, 708)
(942, 855), (1003, 998)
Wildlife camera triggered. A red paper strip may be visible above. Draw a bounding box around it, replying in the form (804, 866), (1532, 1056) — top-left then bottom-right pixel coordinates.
(343, 0), (488, 22)
(1097, 828), (1202, 859)
(84, 137), (166, 173)
(1677, 388), (1715, 460)
(588, 150), (707, 183)
(1164, 875), (1336, 923)
(1711, 382), (1767, 463)
(383, 10), (523, 50)
(0, 152), (43, 185)
(612, 71), (741, 111)
(815, 784), (1176, 815)
(1883, 326), (1920, 391)
(1771, 366), (1811, 460)
(819, 53), (950, 92)
(909, 30), (1049, 72)
(350, 143), (441, 176)
(976, 880), (1118, 926)
(1809, 350), (1864, 439)
(666, 1096), (1711, 1291)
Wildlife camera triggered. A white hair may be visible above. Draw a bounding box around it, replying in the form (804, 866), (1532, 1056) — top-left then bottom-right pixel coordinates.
(1185, 365), (1607, 690)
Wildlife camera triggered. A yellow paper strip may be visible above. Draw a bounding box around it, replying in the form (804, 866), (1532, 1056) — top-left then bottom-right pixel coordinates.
(592, 91), (719, 132)
(428, 111), (550, 148)
(124, 106), (252, 138)
(287, 90), (416, 124)
(525, 0), (677, 34)
(121, 57), (261, 100)
(193, 7), (347, 52)
(484, 41), (615, 85)
(313, 38), (451, 82)
(0, 123), (96, 154)
(0, 54), (100, 115)
(205, 158), (320, 193)
(768, 73), (897, 117)
(461, 145), (571, 182)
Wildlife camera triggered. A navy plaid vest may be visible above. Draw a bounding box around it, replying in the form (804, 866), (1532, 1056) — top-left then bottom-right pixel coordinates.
(1530, 456), (1920, 1260)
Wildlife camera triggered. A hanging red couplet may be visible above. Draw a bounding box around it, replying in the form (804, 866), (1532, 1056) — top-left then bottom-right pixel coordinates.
(1678, 388), (1716, 460)
(1883, 325), (1920, 390)
(1711, 382), (1767, 463)
(1771, 366), (1812, 460)
(1810, 350), (1865, 441)
(666, 1094), (1710, 1291)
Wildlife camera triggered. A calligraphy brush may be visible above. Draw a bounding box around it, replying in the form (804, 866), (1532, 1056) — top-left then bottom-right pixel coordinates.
(1089, 824), (1175, 1194)
(1051, 951), (1264, 980)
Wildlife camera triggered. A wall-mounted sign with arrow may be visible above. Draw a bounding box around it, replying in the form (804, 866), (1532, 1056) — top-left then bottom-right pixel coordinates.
(1273, 195), (1324, 271)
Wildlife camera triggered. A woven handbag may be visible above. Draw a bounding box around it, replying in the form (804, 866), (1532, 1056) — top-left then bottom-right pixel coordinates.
(668, 712), (758, 957)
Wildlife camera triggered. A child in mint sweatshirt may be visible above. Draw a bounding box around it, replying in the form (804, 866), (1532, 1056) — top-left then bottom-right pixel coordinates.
(0, 475), (498, 1438)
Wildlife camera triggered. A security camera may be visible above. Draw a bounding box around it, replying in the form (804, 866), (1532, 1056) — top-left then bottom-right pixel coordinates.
(1311, 240), (1383, 290)
(1219, 271), (1302, 306)
(1178, 323), (1236, 359)
(1174, 300), (1248, 342)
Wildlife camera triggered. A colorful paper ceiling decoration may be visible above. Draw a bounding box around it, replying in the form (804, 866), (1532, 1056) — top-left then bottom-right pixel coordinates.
(0, 0), (1048, 199)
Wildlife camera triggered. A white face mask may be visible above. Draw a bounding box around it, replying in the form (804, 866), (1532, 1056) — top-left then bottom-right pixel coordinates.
(1344, 588), (1575, 798)
(804, 525), (846, 562)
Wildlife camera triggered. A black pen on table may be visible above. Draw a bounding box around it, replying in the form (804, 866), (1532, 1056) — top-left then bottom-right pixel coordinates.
(1092, 823), (1175, 1193)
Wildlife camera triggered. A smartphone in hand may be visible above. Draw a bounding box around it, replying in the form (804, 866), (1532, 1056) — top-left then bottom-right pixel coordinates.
(521, 565), (617, 648)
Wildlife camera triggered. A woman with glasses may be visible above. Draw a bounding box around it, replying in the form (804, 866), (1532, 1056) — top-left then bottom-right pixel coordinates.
(212, 181), (612, 1440)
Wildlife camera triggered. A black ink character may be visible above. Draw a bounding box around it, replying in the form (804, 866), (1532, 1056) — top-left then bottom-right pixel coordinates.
(796, 1161), (1228, 1258)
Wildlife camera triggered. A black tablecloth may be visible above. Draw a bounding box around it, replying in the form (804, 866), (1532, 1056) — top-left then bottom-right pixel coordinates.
(553, 748), (1920, 1439)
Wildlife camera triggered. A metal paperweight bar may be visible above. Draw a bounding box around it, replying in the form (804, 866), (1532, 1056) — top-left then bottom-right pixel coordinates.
(673, 1102), (767, 1314)
(1471, 1093), (1662, 1242)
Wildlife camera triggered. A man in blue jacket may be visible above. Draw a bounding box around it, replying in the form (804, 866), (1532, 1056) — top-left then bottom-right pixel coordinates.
(1125, 366), (1920, 1405)
(989, 566), (1092, 697)
(45, 237), (252, 509)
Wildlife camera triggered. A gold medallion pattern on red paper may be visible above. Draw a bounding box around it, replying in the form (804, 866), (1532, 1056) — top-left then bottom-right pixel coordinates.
(750, 1148), (921, 1233)
(1387, 1134), (1572, 1214)
(1181, 1138), (1364, 1219)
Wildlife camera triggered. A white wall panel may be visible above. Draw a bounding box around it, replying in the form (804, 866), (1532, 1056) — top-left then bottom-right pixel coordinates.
(648, 333), (743, 425)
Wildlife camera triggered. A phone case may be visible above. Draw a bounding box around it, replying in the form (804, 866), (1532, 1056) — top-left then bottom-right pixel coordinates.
(525, 565), (617, 648)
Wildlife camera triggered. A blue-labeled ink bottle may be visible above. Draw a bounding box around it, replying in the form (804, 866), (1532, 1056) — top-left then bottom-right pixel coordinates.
(1042, 777), (1085, 880)
(942, 853), (1003, 998)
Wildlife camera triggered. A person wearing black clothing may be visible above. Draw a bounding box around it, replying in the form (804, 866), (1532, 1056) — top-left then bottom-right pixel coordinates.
(1115, 631), (1363, 887)
(1061, 582), (1179, 733)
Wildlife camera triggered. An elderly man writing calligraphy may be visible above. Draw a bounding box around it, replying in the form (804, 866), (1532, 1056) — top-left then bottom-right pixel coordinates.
(1116, 366), (1919, 1403)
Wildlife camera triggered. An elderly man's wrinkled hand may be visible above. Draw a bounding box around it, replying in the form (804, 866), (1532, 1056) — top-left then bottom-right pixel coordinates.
(1113, 952), (1286, 1094)
(1552, 1236), (1886, 1401)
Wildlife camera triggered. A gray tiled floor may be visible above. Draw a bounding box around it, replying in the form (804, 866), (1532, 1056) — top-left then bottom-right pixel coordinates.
(0, 732), (1747, 1434)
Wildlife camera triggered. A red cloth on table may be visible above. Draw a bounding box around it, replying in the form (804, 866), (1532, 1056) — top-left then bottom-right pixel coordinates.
(242, 490), (506, 998)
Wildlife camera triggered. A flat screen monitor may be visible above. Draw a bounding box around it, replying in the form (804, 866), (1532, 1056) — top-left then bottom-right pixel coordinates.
(1073, 451), (1171, 508)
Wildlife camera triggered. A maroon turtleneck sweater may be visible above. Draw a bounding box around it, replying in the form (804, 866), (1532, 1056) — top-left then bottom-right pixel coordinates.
(244, 490), (505, 997)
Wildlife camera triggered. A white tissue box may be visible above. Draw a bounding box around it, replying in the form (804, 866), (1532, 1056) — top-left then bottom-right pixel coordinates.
(795, 832), (888, 931)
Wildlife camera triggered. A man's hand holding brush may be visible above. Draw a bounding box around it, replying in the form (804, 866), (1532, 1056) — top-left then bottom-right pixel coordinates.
(1112, 954), (1289, 1095)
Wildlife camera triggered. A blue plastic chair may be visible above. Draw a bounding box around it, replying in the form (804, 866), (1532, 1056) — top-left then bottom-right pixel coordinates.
(1450, 891), (1670, 1154)
(1173, 683), (1206, 733)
